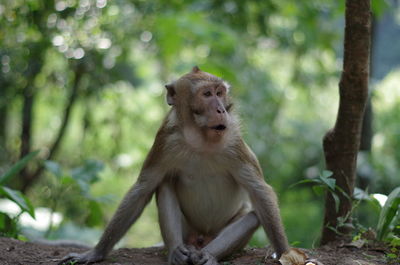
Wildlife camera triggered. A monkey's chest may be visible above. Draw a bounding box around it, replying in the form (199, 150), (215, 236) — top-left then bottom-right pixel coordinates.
(175, 161), (249, 234)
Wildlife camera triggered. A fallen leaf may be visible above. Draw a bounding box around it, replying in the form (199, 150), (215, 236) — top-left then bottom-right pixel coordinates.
(279, 248), (307, 265)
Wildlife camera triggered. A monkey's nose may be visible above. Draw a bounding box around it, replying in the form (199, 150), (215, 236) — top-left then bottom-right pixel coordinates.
(217, 108), (226, 114)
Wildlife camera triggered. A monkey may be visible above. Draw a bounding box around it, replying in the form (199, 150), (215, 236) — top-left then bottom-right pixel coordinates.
(59, 66), (305, 265)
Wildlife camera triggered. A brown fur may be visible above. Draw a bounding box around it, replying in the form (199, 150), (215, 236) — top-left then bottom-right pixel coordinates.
(58, 67), (294, 265)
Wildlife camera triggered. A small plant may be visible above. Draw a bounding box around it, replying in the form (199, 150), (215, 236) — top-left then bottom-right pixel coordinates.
(386, 234), (400, 264)
(292, 170), (349, 213)
(0, 151), (38, 238)
(355, 186), (400, 241)
(297, 170), (400, 244)
(292, 170), (360, 237)
(376, 187), (400, 241)
(43, 159), (106, 236)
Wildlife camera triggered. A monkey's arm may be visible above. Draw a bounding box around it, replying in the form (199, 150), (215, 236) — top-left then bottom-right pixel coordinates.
(157, 181), (192, 265)
(231, 142), (290, 257)
(59, 129), (169, 264)
(95, 172), (160, 253)
(58, 169), (163, 265)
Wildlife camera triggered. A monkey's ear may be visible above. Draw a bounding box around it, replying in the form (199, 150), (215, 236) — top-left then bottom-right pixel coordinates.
(165, 83), (176, 106)
(191, 66), (201, 73)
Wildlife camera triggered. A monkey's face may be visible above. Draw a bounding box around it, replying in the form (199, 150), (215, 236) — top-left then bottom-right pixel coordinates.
(189, 82), (232, 140)
(165, 67), (234, 143)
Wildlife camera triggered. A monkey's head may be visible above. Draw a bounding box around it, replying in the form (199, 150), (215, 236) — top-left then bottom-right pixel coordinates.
(165, 66), (234, 142)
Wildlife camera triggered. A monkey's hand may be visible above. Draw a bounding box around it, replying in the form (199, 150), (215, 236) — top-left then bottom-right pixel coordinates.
(57, 249), (104, 265)
(189, 249), (219, 265)
(169, 245), (191, 265)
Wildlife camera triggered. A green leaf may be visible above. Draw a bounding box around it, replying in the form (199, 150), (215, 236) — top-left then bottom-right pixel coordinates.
(0, 150), (39, 185)
(76, 179), (90, 193)
(0, 187), (35, 218)
(354, 187), (370, 201)
(391, 236), (400, 247)
(44, 160), (63, 178)
(319, 172), (336, 191)
(332, 192), (340, 213)
(289, 178), (318, 188)
(336, 185), (351, 200)
(321, 170), (333, 179)
(0, 212), (5, 230)
(86, 201), (103, 227)
(367, 196), (383, 214)
(60, 175), (75, 185)
(312, 185), (326, 196)
(71, 160), (104, 184)
(0, 212), (18, 238)
(371, 0), (389, 17)
(377, 187), (400, 240)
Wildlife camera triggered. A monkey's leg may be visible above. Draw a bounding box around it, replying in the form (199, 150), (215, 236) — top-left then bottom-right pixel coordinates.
(157, 182), (190, 265)
(203, 211), (260, 261)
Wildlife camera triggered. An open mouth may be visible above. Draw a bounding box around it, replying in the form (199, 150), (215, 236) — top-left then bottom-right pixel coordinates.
(210, 124), (226, 131)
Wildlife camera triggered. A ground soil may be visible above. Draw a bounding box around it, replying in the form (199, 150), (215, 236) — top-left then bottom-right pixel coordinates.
(0, 237), (394, 265)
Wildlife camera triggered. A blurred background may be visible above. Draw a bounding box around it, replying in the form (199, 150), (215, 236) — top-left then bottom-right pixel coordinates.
(0, 0), (399, 249)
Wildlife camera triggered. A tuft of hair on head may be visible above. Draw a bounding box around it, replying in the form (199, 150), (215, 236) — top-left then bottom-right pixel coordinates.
(192, 66), (201, 73)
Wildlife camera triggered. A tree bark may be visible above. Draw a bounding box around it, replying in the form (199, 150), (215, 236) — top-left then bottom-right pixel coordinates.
(360, 15), (377, 152)
(320, 0), (371, 245)
(0, 80), (9, 162)
(359, 99), (373, 151)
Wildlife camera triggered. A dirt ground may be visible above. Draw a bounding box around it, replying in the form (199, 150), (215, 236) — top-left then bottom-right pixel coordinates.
(0, 237), (393, 265)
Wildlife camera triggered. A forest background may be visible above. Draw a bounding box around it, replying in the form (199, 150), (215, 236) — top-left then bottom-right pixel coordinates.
(0, 0), (399, 252)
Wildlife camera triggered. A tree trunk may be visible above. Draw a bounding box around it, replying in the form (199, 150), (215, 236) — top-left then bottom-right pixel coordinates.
(19, 62), (84, 192)
(320, 0), (371, 245)
(359, 99), (373, 151)
(360, 15), (377, 152)
(18, 48), (44, 188)
(0, 81), (9, 162)
(20, 85), (36, 160)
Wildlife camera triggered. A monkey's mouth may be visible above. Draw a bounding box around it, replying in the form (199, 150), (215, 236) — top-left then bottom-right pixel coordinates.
(210, 124), (226, 131)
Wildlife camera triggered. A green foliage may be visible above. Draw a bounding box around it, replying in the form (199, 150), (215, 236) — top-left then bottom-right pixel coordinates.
(371, 0), (390, 17)
(0, 212), (18, 238)
(386, 235), (400, 263)
(350, 186), (400, 246)
(42, 159), (106, 235)
(373, 71), (400, 192)
(292, 170), (346, 213)
(0, 151), (38, 237)
(0, 151), (39, 187)
(1, 0), (399, 249)
(377, 187), (400, 241)
(0, 187), (35, 218)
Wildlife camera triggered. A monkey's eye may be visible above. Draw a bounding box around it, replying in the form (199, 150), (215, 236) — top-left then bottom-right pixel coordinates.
(203, 91), (212, 97)
(216, 91), (223, 97)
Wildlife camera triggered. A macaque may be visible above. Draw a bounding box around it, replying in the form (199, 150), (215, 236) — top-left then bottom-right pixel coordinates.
(59, 67), (304, 265)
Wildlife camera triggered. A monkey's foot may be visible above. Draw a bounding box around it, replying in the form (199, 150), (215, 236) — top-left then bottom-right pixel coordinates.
(57, 249), (104, 265)
(169, 245), (191, 265)
(189, 248), (219, 265)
